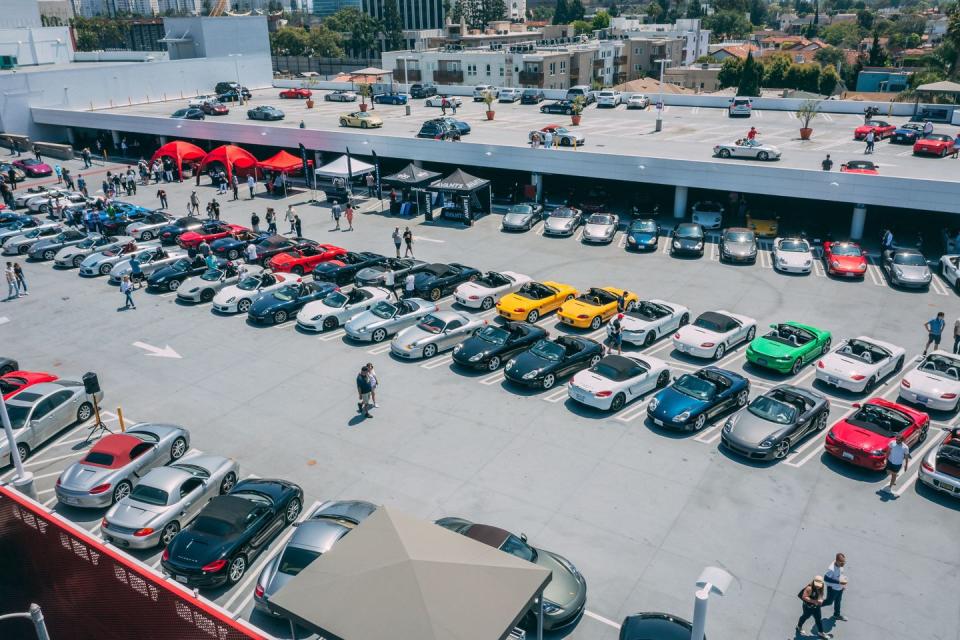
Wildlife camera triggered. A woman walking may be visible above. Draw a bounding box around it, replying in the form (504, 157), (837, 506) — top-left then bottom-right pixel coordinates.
(345, 204), (354, 231)
(285, 206), (296, 234)
(13, 263), (27, 296)
(120, 275), (136, 310)
(797, 576), (832, 639)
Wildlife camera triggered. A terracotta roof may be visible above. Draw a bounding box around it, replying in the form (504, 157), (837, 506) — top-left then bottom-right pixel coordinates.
(715, 44), (759, 59)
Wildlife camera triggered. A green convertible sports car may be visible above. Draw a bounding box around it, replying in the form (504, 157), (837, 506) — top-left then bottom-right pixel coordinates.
(745, 321), (832, 374)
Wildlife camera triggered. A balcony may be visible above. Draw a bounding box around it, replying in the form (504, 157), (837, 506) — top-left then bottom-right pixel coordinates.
(614, 55), (628, 66)
(592, 59), (605, 69)
(394, 67), (421, 81)
(434, 69), (464, 84)
(518, 71), (543, 86)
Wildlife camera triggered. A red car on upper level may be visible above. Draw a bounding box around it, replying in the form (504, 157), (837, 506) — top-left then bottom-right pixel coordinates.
(840, 160), (878, 175)
(1, 370), (58, 400)
(269, 243), (347, 275)
(12, 158), (53, 178)
(824, 397), (929, 471)
(854, 120), (896, 140)
(279, 88), (312, 99)
(913, 133), (956, 157)
(177, 221), (249, 249)
(822, 240), (867, 278)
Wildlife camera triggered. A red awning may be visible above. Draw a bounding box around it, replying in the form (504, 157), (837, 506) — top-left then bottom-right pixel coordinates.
(151, 140), (205, 176)
(257, 150), (310, 174)
(199, 145), (258, 181)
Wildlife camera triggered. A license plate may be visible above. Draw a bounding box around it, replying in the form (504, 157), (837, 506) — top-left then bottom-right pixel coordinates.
(571, 388), (586, 401)
(845, 272), (856, 277)
(757, 358), (767, 365)
(828, 376), (839, 386)
(916, 395), (929, 404)
(175, 575), (189, 584)
(676, 344), (685, 352)
(842, 451), (854, 460)
(653, 418), (663, 426)
(62, 496), (78, 505)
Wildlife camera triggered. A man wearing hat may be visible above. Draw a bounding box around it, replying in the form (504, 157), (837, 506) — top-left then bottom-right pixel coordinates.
(609, 313), (624, 355)
(797, 576), (832, 639)
(823, 553), (848, 622)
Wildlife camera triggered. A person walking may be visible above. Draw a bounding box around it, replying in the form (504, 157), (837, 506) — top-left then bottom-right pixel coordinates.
(285, 206), (296, 234)
(102, 145), (109, 164)
(120, 275), (136, 310)
(54, 165), (63, 184)
(245, 241), (259, 265)
(11, 139), (20, 157)
(365, 173), (375, 197)
(156, 188), (168, 209)
(822, 553), (848, 622)
(12, 262), (27, 296)
(120, 138), (128, 158)
(345, 203), (354, 231)
(864, 130), (875, 154)
(609, 313), (624, 355)
(881, 228), (894, 252)
(189, 191), (200, 215)
(404, 272), (415, 299)
(247, 174), (256, 199)
(129, 254), (143, 288)
(356, 365), (374, 419)
(924, 311), (946, 355)
(231, 174), (240, 201)
(34, 146), (43, 162)
(821, 154), (833, 171)
(198, 240), (211, 258)
(884, 433), (912, 493)
(331, 201), (342, 230)
(212, 199), (220, 220)
(366, 362), (379, 407)
(796, 576), (831, 639)
(403, 226), (414, 257)
(81, 147), (92, 168)
(543, 129), (554, 149)
(440, 97), (447, 115)
(954, 316), (960, 354)
(4, 262), (17, 300)
(384, 267), (397, 300)
(266, 208), (277, 234)
(294, 214), (302, 238)
(923, 119), (934, 138)
(251, 212), (261, 233)
(63, 168), (74, 191)
(392, 227), (402, 258)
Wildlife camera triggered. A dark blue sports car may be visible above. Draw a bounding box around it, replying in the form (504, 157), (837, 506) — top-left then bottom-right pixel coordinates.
(146, 255), (210, 292)
(247, 281), (338, 325)
(890, 122), (925, 144)
(624, 219), (660, 251)
(158, 216), (204, 245)
(209, 230), (273, 261)
(312, 251), (387, 286)
(410, 262), (481, 301)
(373, 93), (409, 105)
(647, 366), (750, 431)
(437, 117), (471, 135)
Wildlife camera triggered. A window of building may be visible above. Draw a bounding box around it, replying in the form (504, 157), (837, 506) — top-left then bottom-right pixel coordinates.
(486, 64), (491, 74)
(635, 64), (642, 72)
(559, 61), (566, 72)
(499, 66), (504, 76)
(549, 62), (556, 76)
(467, 64), (477, 76)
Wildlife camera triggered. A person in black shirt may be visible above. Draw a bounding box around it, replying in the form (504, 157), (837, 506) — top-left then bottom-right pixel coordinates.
(821, 155), (833, 171)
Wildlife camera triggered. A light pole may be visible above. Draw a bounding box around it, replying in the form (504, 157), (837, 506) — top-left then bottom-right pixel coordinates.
(1, 394), (36, 500)
(229, 53), (244, 106)
(655, 58), (667, 132)
(691, 566), (734, 640)
(0, 604), (50, 640)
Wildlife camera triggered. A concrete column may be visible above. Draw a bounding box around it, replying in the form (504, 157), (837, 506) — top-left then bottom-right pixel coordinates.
(673, 185), (688, 219)
(65, 127), (76, 145)
(850, 203), (866, 241)
(412, 160), (422, 167)
(110, 130), (121, 147)
(157, 136), (168, 145)
(532, 172), (543, 202)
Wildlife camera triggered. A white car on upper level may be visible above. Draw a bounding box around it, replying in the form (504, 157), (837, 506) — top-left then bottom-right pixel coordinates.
(728, 97), (752, 117)
(673, 310), (757, 360)
(498, 88), (521, 103)
(713, 139), (782, 161)
(473, 85), (499, 100)
(626, 94), (650, 109)
(596, 90), (622, 108)
(691, 201), (724, 230)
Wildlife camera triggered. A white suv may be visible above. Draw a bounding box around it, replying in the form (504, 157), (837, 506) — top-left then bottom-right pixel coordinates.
(473, 85), (499, 101)
(498, 88), (521, 102)
(728, 97), (752, 117)
(596, 90), (622, 107)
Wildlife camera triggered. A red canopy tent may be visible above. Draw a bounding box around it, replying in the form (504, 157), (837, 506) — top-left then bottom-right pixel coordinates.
(150, 140), (205, 176)
(199, 145), (258, 181)
(257, 150), (310, 175)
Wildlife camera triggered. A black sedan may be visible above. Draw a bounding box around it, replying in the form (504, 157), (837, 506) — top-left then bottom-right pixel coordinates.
(146, 255), (209, 292)
(669, 223), (705, 257)
(171, 108), (205, 120)
(160, 478), (303, 589)
(247, 281), (337, 325)
(210, 230), (270, 261)
(158, 216), (204, 245)
(504, 335), (604, 390)
(410, 262), (480, 301)
(521, 89), (545, 104)
(624, 219), (660, 251)
(312, 251), (387, 286)
(453, 322), (548, 371)
(27, 228), (90, 261)
(540, 100), (576, 115)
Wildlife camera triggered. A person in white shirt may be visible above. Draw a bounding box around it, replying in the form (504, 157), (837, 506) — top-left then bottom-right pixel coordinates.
(885, 433), (911, 491)
(922, 120), (934, 137)
(543, 130), (553, 149)
(822, 553), (848, 622)
(383, 268), (397, 300)
(247, 174), (256, 199)
(245, 242), (258, 265)
(404, 273), (415, 298)
(366, 362), (378, 407)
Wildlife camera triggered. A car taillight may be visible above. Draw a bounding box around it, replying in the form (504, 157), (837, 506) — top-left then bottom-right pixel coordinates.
(255, 584), (265, 598)
(468, 295), (479, 300)
(595, 390), (612, 397)
(577, 314), (589, 319)
(817, 360), (824, 368)
(921, 459), (934, 472)
(901, 379), (911, 388)
(56, 477), (61, 486)
(851, 374), (865, 381)
(89, 483), (111, 495)
(100, 517), (108, 529)
(162, 547), (170, 561)
(514, 308), (525, 312)
(674, 333), (681, 339)
(202, 559), (227, 573)
(134, 528), (155, 537)
(701, 342), (715, 348)
(942, 393), (957, 400)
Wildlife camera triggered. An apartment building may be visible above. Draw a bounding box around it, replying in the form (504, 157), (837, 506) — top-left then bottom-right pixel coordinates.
(609, 17), (710, 65)
(623, 36), (684, 79)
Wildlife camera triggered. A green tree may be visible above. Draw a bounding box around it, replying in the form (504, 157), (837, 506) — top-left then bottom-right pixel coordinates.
(749, 0), (768, 26)
(480, 0), (508, 24)
(713, 0), (749, 11)
(813, 46), (844, 69)
(737, 54), (762, 95)
(308, 24), (344, 58)
(856, 8), (873, 31)
(571, 19), (593, 34)
(947, 5), (960, 79)
(647, 2), (663, 19)
(704, 10), (753, 39)
(718, 56), (743, 88)
(325, 7), (381, 55)
(868, 32), (887, 66)
(569, 0), (586, 20)
(609, 2), (620, 17)
(820, 22), (862, 48)
(270, 26), (310, 55)
(553, 0), (569, 23)
(592, 9), (611, 29)
(764, 52), (793, 86)
(382, 0), (405, 51)
(819, 64), (841, 94)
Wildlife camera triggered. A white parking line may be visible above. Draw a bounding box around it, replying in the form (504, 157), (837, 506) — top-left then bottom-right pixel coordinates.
(710, 242), (719, 261)
(821, 113), (834, 122)
(543, 387), (569, 403)
(661, 238), (671, 255)
(694, 422), (724, 444)
(813, 261), (826, 278)
(367, 343), (392, 355)
(867, 260), (885, 286)
(270, 321), (297, 330)
(534, 222), (544, 236)
(715, 349), (747, 370)
(159, 292), (178, 298)
(584, 609), (622, 630)
(617, 234), (627, 249)
(25, 450), (87, 469)
(42, 496), (57, 508)
(930, 276), (950, 296)
(759, 250), (772, 269)
(785, 404), (858, 467)
(317, 328), (346, 341)
(574, 228), (584, 242)
(614, 399), (651, 423)
(421, 354), (453, 370)
(892, 435), (943, 496)
(479, 371), (505, 385)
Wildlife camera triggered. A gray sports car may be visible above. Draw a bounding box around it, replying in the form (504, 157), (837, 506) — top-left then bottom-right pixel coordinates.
(354, 257), (425, 287)
(55, 423), (191, 508)
(390, 310), (487, 359)
(721, 385), (829, 460)
(881, 248), (932, 289)
(28, 228), (91, 261)
(1, 381), (101, 462)
(54, 235), (132, 268)
(581, 213), (619, 244)
(109, 247), (185, 283)
(79, 243), (158, 277)
(344, 298), (438, 343)
(101, 452), (239, 549)
(501, 203), (544, 232)
(253, 500), (377, 616)
(2, 223), (64, 255)
(543, 206), (583, 237)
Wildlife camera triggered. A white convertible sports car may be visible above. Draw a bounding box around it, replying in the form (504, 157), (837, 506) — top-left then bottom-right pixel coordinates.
(79, 243), (159, 277)
(611, 299), (690, 347)
(713, 139), (782, 161)
(939, 255), (960, 294)
(109, 247), (185, 283)
(454, 270), (531, 310)
(425, 95), (462, 108)
(568, 354), (671, 412)
(176, 262), (245, 303)
(211, 269), (293, 314)
(54, 235), (132, 268)
(815, 336), (906, 393)
(297, 286), (393, 332)
(26, 191), (91, 214)
(899, 350), (960, 411)
(691, 201), (724, 230)
(673, 310), (757, 360)
(772, 237), (814, 274)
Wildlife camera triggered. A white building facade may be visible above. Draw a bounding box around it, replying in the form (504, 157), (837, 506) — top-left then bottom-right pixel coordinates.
(610, 17), (710, 65)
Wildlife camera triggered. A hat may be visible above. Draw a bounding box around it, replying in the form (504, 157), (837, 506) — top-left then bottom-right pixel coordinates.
(617, 313), (624, 319)
(813, 576), (824, 587)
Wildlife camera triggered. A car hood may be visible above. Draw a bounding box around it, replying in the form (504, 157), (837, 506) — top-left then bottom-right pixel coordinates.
(892, 264), (930, 279)
(507, 350), (556, 375)
(727, 410), (782, 446)
(723, 241), (755, 256)
(832, 422), (889, 451)
(650, 387), (706, 418)
(58, 462), (113, 492)
(354, 267), (385, 282)
(583, 224), (613, 236)
(30, 238), (62, 250)
(629, 231), (657, 242)
(81, 253), (112, 268)
(676, 325), (719, 344)
(301, 300), (340, 318)
(503, 212), (534, 225)
(394, 325), (436, 348)
(673, 237), (702, 248)
(830, 255), (865, 269)
(545, 217), (575, 230)
(346, 309), (385, 330)
(537, 549), (585, 610)
(106, 498), (168, 530)
(249, 295), (286, 316)
(4, 235), (35, 247)
(777, 252), (812, 265)
(570, 369), (618, 392)
(454, 337), (503, 361)
(749, 338), (796, 358)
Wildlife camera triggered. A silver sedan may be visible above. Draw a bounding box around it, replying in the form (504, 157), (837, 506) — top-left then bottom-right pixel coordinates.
(1, 380), (101, 462)
(391, 310), (487, 359)
(55, 423), (191, 508)
(344, 298), (438, 343)
(102, 452), (239, 549)
(582, 213), (619, 244)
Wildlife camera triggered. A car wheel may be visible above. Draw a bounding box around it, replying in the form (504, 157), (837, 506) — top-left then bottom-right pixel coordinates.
(791, 359), (802, 375)
(361, 121), (368, 129)
(42, 249), (55, 260)
(486, 356), (502, 371)
(77, 402), (93, 422)
(815, 411), (828, 431)
(736, 389), (749, 406)
(200, 289), (215, 303)
(610, 393), (626, 412)
(590, 316), (602, 330)
(99, 263), (112, 275)
(758, 151), (769, 161)
(169, 436), (188, 460)
(430, 287), (442, 301)
(657, 370), (670, 388)
(821, 339), (832, 355)
(168, 280), (180, 292)
(679, 313), (689, 326)
(141, 231), (153, 241)
(526, 309), (539, 323)
(693, 414), (706, 431)
(773, 439), (791, 459)
(371, 328), (387, 343)
(481, 297), (494, 310)
(227, 556), (247, 585)
(322, 316), (339, 331)
(746, 326), (756, 341)
(867, 375), (877, 390)
(644, 332), (656, 347)
(565, 108), (572, 115)
(14, 443), (29, 463)
(422, 343), (438, 359)
(919, 426), (929, 443)
(285, 498), (302, 524)
(561, 137), (571, 147)
(291, 266), (303, 275)
(894, 356), (904, 373)
(714, 343), (726, 360)
(112, 481), (132, 504)
(219, 472), (237, 494)
(541, 373), (556, 389)
(237, 298), (252, 313)
(227, 249), (239, 260)
(273, 310), (288, 324)
(160, 522), (180, 546)
(718, 149), (731, 158)
(73, 256), (83, 267)
(17, 245), (27, 255)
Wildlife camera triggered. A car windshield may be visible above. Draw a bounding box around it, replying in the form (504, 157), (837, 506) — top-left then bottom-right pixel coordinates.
(370, 301), (397, 319)
(630, 220), (657, 233)
(191, 516), (238, 536)
(588, 214), (614, 225)
(919, 353), (960, 379)
(200, 270), (224, 282)
(323, 291), (348, 308)
(530, 340), (564, 361)
(725, 231), (754, 243)
(523, 90), (538, 95)
(75, 238), (96, 248)
(779, 240), (809, 252)
(477, 326), (510, 345)
(129, 484), (169, 506)
(172, 110), (187, 117)
(237, 276), (261, 291)
(748, 396), (797, 425)
(23, 229), (41, 238)
(170, 259), (191, 272)
(927, 134), (952, 142)
(278, 546), (322, 576)
(500, 534), (536, 562)
(272, 285), (298, 302)
(4, 404), (30, 429)
(507, 205), (533, 214)
(676, 225), (702, 239)
(673, 374), (715, 400)
(893, 253), (926, 266)
(416, 315), (446, 334)
(830, 243), (861, 257)
(849, 404), (912, 435)
(551, 209), (575, 219)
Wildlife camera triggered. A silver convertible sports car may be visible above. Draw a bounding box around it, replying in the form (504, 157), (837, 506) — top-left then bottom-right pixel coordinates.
(713, 138), (782, 161)
(55, 423), (191, 508)
(344, 298), (438, 343)
(391, 310), (487, 359)
(54, 235), (132, 268)
(101, 452), (239, 549)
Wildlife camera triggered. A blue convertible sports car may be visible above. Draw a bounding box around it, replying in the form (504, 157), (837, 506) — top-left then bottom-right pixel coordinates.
(647, 366), (750, 431)
(373, 93), (409, 105)
(890, 122), (925, 145)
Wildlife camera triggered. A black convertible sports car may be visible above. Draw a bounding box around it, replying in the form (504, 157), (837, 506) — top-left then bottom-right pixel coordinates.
(146, 255), (210, 292)
(161, 478), (303, 589)
(247, 281), (338, 325)
(0, 357), (18, 375)
(411, 263), (480, 301)
(208, 230), (267, 260)
(504, 335), (604, 389)
(312, 251), (388, 286)
(540, 100), (575, 115)
(158, 216), (204, 245)
(452, 322), (549, 371)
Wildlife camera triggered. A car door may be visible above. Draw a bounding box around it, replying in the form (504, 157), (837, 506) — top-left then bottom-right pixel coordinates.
(438, 319), (463, 350)
(177, 476), (209, 523)
(627, 365), (652, 400)
(30, 390), (72, 447)
(128, 441), (161, 479)
(797, 329), (817, 365)
(709, 377), (735, 417)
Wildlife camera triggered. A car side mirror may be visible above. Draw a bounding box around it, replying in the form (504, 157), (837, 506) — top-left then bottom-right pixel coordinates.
(852, 402), (861, 408)
(769, 323), (777, 329)
(862, 250), (868, 257)
(520, 533), (528, 543)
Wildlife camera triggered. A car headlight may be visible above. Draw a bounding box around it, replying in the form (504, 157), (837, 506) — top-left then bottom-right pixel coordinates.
(675, 410), (690, 422)
(858, 263), (867, 271)
(453, 344), (462, 354)
(522, 369), (541, 380)
(648, 397), (659, 410)
(311, 314), (323, 321)
(627, 236), (637, 244)
(506, 358), (516, 369)
(541, 599), (564, 615)
(894, 267), (903, 277)
(694, 242), (703, 250)
(225, 296), (236, 303)
(188, 288), (199, 293)
(871, 448), (886, 456)
(469, 352), (485, 362)
(357, 325), (369, 333)
(759, 437), (776, 448)
(804, 260), (811, 266)
(723, 419), (734, 433)
(831, 260), (841, 268)
(673, 240), (681, 248)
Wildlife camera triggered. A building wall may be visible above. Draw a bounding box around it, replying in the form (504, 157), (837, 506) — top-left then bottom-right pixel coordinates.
(163, 16), (270, 60)
(38, 0), (75, 24)
(624, 37), (684, 79)
(855, 71), (910, 93)
(2, 0), (44, 28)
(0, 26), (73, 66)
(663, 65), (721, 92)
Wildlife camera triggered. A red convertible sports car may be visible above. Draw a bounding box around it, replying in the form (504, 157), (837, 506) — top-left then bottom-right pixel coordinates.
(201, 101), (230, 115)
(177, 222), (248, 249)
(822, 240), (867, 278)
(279, 88), (312, 99)
(269, 243), (347, 274)
(12, 159), (53, 177)
(840, 160), (878, 175)
(913, 134), (955, 157)
(853, 120), (896, 140)
(1, 370), (58, 400)
(824, 398), (929, 470)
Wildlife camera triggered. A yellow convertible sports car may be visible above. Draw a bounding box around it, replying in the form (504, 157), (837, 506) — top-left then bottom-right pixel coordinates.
(339, 111), (383, 128)
(745, 212), (779, 238)
(557, 286), (639, 329)
(496, 281), (578, 323)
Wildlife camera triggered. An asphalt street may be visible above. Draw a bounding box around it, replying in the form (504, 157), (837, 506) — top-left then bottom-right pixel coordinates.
(2, 159), (959, 640)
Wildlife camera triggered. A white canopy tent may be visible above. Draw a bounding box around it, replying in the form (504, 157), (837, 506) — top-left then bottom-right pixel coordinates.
(314, 155), (375, 178)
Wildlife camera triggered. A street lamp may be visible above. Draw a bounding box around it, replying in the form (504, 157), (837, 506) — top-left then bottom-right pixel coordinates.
(691, 566), (734, 640)
(1, 394), (36, 500)
(655, 58), (667, 132)
(229, 53), (244, 106)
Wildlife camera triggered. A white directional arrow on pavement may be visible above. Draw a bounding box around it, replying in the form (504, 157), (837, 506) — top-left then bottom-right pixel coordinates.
(132, 342), (182, 359)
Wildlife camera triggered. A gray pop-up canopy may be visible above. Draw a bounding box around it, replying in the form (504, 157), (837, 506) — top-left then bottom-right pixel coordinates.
(267, 506), (552, 640)
(429, 168), (490, 193)
(382, 162), (442, 186)
(314, 154), (375, 178)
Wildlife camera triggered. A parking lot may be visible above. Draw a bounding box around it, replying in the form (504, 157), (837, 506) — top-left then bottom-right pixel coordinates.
(3, 160), (960, 640)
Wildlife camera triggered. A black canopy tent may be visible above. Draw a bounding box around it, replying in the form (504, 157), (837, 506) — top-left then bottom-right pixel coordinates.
(382, 163), (442, 216)
(426, 168), (492, 225)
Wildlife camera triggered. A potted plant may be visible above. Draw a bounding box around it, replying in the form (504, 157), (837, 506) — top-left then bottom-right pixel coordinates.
(357, 83), (372, 112)
(305, 77), (317, 109)
(482, 90), (496, 120)
(796, 99), (821, 140)
(570, 94), (586, 126)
